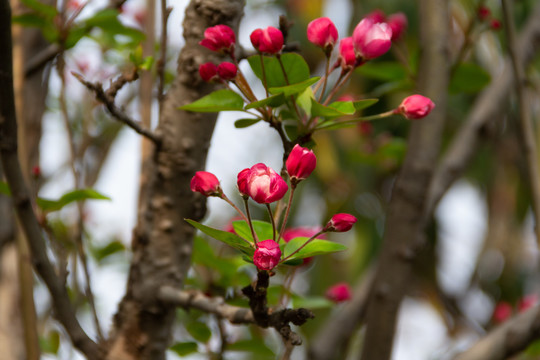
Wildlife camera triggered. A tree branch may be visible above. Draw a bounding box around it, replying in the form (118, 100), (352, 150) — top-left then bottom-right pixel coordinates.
(0, 2), (101, 359)
(427, 2), (540, 214)
(453, 305), (540, 360)
(73, 71), (162, 145)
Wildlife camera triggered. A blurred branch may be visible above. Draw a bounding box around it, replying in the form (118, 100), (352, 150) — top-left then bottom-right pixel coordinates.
(0, 2), (101, 359)
(501, 0), (540, 245)
(427, 3), (540, 213)
(159, 286), (254, 324)
(73, 71), (162, 145)
(360, 0), (450, 358)
(453, 305), (540, 360)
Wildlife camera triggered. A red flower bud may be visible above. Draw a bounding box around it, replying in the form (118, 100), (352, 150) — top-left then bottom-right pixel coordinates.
(339, 37), (356, 68)
(352, 18), (393, 60)
(397, 94), (435, 120)
(325, 283), (352, 303)
(307, 17), (338, 53)
(190, 171), (221, 197)
(253, 239), (281, 270)
(477, 6), (491, 21)
(518, 294), (538, 312)
(217, 62), (238, 80)
(490, 19), (502, 30)
(286, 144), (316, 184)
(324, 213), (357, 232)
(493, 301), (512, 323)
(238, 163), (288, 204)
(387, 12), (407, 40)
(199, 24), (236, 53)
(31, 165), (41, 178)
(365, 9), (386, 24)
(199, 62), (218, 82)
(250, 26), (284, 54)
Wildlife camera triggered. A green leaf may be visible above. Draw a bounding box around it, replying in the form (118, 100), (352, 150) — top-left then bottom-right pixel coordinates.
(90, 240), (126, 262)
(232, 220), (274, 243)
(84, 9), (145, 44)
(245, 93), (286, 110)
(185, 219), (254, 255)
(353, 99), (379, 111)
(37, 188), (111, 212)
(311, 99), (355, 118)
(356, 61), (407, 81)
(12, 13), (49, 28)
(179, 89), (244, 112)
(292, 295), (334, 309)
(268, 77), (320, 97)
(315, 119), (362, 131)
(0, 181), (11, 196)
(247, 53), (310, 88)
(39, 330), (60, 354)
(227, 339), (275, 358)
(283, 237), (347, 261)
(64, 25), (88, 49)
(296, 87), (314, 116)
(19, 0), (57, 17)
(234, 118), (261, 128)
(450, 62), (491, 94)
(169, 342), (198, 357)
(186, 321), (212, 343)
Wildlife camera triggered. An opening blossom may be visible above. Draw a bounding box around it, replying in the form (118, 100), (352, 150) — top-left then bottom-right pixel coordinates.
(307, 17), (338, 54)
(190, 171), (222, 197)
(199, 24), (236, 53)
(397, 94), (435, 120)
(237, 163), (288, 204)
(324, 213), (357, 232)
(253, 239), (281, 270)
(250, 26), (284, 54)
(286, 144), (317, 185)
(352, 18), (393, 60)
(325, 283), (352, 303)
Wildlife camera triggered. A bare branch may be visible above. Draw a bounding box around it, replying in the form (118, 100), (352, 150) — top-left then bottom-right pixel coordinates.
(158, 286), (254, 324)
(0, 2), (101, 358)
(454, 305), (540, 360)
(427, 3), (540, 213)
(73, 71), (162, 145)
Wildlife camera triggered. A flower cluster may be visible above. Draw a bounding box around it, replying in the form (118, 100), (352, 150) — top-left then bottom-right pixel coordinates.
(189, 144), (357, 272)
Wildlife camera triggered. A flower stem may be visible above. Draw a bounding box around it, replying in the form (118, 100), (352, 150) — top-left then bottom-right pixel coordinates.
(266, 203), (277, 241)
(278, 187), (295, 241)
(280, 230), (325, 263)
(323, 68), (354, 106)
(259, 54), (269, 97)
(314, 110), (396, 131)
(318, 55), (331, 102)
(243, 198), (259, 247)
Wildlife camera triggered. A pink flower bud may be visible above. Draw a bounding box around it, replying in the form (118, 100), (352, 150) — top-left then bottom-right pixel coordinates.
(365, 9), (386, 23)
(477, 6), (491, 21)
(190, 171), (222, 197)
(490, 19), (502, 30)
(339, 37), (356, 68)
(325, 283), (352, 303)
(241, 163), (288, 204)
(286, 144), (317, 184)
(217, 62), (237, 80)
(199, 62), (218, 82)
(307, 17), (338, 53)
(493, 301), (512, 323)
(397, 94), (435, 120)
(199, 24), (236, 53)
(518, 294), (538, 312)
(352, 18), (393, 60)
(250, 26), (284, 54)
(31, 165), (41, 178)
(253, 239), (281, 270)
(324, 213), (357, 232)
(237, 168), (251, 197)
(387, 12), (407, 40)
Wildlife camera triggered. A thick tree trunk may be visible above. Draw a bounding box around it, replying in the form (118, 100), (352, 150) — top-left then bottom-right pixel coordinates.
(106, 1), (245, 359)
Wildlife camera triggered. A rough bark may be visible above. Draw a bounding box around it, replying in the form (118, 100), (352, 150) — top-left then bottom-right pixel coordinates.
(105, 1), (245, 359)
(359, 1), (450, 359)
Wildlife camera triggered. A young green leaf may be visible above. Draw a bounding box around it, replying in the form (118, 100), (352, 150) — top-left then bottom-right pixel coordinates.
(232, 220), (274, 243)
(37, 188), (111, 213)
(185, 219), (254, 255)
(450, 62), (491, 94)
(356, 61), (407, 81)
(186, 321), (212, 343)
(179, 89), (244, 112)
(19, 0), (57, 18)
(227, 339), (275, 358)
(268, 77), (320, 97)
(247, 53), (310, 88)
(234, 119), (261, 128)
(245, 93), (286, 110)
(292, 295), (334, 309)
(352, 99), (379, 111)
(90, 240), (126, 263)
(169, 342), (198, 357)
(283, 237), (347, 260)
(0, 181), (11, 196)
(311, 99), (355, 118)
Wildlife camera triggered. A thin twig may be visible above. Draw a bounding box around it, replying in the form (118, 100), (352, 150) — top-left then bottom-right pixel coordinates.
(501, 0), (540, 245)
(72, 72), (162, 145)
